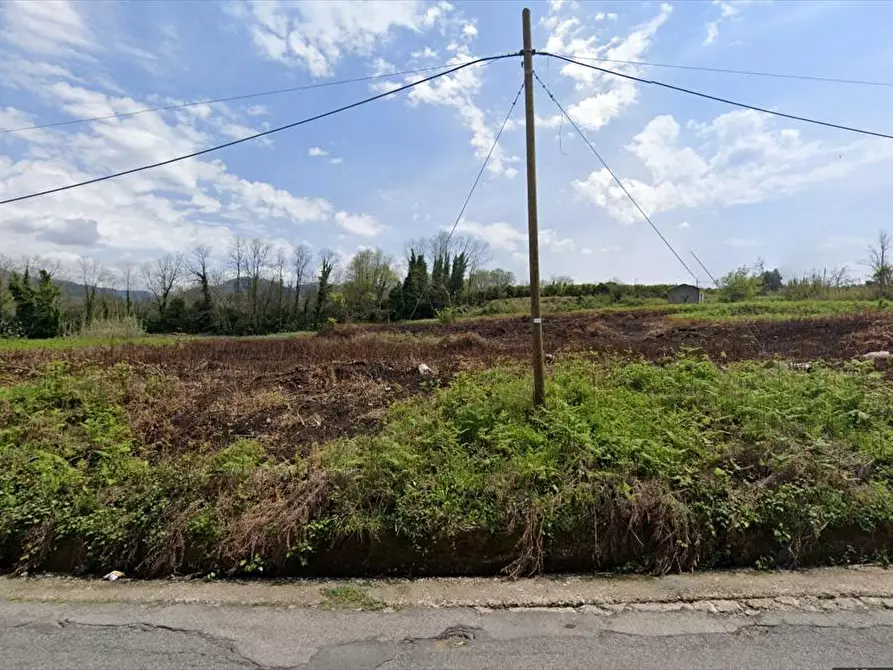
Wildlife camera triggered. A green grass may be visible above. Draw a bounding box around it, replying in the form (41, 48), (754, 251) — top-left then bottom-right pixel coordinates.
(0, 331), (315, 352)
(319, 585), (387, 610)
(1, 356), (892, 577)
(455, 297), (886, 324)
(0, 334), (185, 351)
(666, 299), (886, 322)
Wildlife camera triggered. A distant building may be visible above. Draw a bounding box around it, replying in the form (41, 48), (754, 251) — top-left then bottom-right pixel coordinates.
(667, 284), (703, 304)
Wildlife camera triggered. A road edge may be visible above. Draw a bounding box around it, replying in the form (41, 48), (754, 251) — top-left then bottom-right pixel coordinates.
(2, 566), (893, 613)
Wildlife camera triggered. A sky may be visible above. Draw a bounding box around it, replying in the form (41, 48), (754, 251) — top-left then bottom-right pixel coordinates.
(2, 0), (893, 286)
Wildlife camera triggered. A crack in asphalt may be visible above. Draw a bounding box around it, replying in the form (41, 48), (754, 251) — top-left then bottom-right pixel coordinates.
(57, 619), (265, 668)
(5, 607), (893, 669)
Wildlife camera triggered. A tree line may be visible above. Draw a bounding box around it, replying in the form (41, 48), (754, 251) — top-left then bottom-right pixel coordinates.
(2, 230), (891, 339)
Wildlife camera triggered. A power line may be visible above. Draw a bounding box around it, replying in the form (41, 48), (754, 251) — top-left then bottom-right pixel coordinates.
(1, 53), (518, 206)
(533, 71), (699, 284)
(409, 80), (524, 320)
(550, 52), (893, 88)
(539, 52), (893, 141)
(1, 60), (498, 135)
(690, 249), (719, 287)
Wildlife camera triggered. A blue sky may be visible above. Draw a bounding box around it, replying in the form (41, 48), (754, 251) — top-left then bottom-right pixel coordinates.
(2, 0), (893, 285)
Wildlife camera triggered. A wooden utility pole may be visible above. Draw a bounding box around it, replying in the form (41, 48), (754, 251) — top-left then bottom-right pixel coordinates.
(522, 7), (546, 406)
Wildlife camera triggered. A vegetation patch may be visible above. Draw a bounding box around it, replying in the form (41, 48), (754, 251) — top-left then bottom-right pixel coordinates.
(1, 356), (892, 578)
(319, 585), (387, 611)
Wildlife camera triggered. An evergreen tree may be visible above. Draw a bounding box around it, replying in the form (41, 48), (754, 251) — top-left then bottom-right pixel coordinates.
(448, 252), (468, 300)
(397, 251), (431, 320)
(8, 268), (61, 339)
(314, 253), (336, 327)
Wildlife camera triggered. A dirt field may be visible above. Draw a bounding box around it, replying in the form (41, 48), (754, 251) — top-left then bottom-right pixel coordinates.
(2, 310), (892, 459)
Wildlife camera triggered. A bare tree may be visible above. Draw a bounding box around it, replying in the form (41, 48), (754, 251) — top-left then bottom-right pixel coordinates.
(120, 262), (136, 315)
(314, 249), (338, 326)
(462, 236), (492, 278)
(78, 256), (106, 325)
(867, 230), (892, 298)
(271, 245), (287, 328)
(246, 238), (271, 329)
(227, 236), (246, 299)
(291, 243), (313, 320)
(188, 245), (212, 284)
(143, 253), (184, 315)
(188, 245), (214, 332)
(830, 265), (852, 289)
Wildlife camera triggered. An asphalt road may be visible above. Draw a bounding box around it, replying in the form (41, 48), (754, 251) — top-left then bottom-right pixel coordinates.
(2, 599), (893, 669)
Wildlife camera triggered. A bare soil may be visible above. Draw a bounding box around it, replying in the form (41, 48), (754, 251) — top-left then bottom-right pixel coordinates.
(3, 311), (892, 459)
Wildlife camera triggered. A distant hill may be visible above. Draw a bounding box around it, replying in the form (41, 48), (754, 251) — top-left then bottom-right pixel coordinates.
(54, 279), (153, 302)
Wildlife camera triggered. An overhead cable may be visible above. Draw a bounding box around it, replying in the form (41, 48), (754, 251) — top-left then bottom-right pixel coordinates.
(534, 71), (699, 284)
(539, 52), (893, 141)
(409, 81), (525, 319)
(1, 60), (500, 135)
(0, 53), (518, 206)
(550, 53), (893, 88)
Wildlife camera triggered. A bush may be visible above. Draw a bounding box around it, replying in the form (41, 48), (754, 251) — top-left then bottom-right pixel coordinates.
(436, 307), (459, 324)
(74, 315), (146, 340)
(718, 267), (762, 303)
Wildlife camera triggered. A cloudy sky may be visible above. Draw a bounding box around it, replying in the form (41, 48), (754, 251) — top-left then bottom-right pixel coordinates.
(2, 0), (893, 285)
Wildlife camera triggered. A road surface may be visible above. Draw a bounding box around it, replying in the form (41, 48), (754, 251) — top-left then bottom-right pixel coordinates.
(3, 598), (893, 669)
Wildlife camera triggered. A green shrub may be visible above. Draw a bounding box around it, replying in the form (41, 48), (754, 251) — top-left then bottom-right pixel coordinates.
(436, 307), (459, 324)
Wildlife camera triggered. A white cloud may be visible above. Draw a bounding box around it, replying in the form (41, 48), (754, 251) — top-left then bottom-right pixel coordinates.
(216, 121), (263, 142)
(334, 211), (385, 237)
(540, 229), (575, 252)
(0, 0), (97, 58)
(544, 2), (673, 131)
(405, 46), (517, 177)
(236, 0), (451, 77)
(0, 107), (37, 134)
(703, 0), (754, 46)
(678, 221), (691, 229)
(309, 147), (343, 164)
(370, 57), (395, 76)
(410, 46), (438, 59)
(245, 105), (269, 116)
(462, 23), (478, 38)
(0, 64), (373, 262)
(455, 220), (527, 251)
(572, 110), (892, 223)
(581, 248), (593, 255)
(455, 220), (574, 253)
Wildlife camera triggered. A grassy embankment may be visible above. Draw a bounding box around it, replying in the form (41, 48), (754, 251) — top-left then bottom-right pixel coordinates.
(1, 355), (892, 577)
(461, 296), (886, 323)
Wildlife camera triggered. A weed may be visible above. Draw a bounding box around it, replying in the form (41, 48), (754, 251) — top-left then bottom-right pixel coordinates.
(319, 585), (387, 611)
(436, 307), (459, 325)
(74, 316), (146, 340)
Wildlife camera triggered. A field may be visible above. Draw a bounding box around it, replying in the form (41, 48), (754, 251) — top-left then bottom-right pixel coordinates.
(2, 305), (893, 578)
